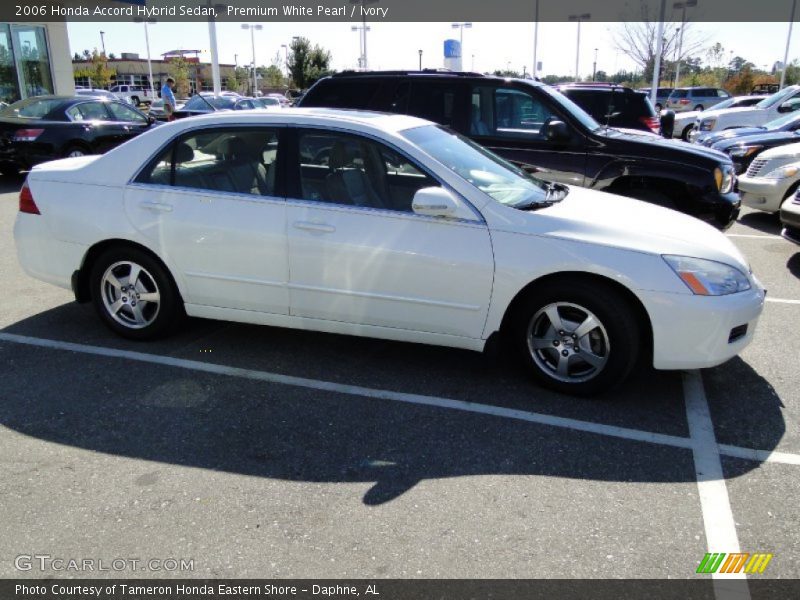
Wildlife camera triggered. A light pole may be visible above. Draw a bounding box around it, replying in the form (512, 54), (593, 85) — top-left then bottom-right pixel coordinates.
(673, 1), (697, 87)
(451, 22), (472, 70)
(471, 54), (475, 71)
(568, 14), (591, 81)
(649, 0), (667, 108)
(780, 0), (798, 90)
(593, 48), (598, 81)
(99, 31), (106, 56)
(241, 23), (263, 96)
(133, 18), (156, 99)
(533, 0), (539, 80)
(351, 25), (371, 69)
(281, 44), (289, 78)
(418, 49), (423, 70)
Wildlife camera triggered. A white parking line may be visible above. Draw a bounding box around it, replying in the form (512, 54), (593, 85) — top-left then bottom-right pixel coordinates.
(725, 234), (782, 240)
(1, 332), (798, 467)
(683, 371), (750, 600)
(766, 297), (800, 305)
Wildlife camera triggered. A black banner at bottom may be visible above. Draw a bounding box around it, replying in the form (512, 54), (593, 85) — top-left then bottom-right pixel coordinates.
(3, 579), (800, 600)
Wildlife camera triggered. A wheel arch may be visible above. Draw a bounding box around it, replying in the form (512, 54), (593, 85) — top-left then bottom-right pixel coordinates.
(497, 271), (654, 365)
(74, 238), (183, 305)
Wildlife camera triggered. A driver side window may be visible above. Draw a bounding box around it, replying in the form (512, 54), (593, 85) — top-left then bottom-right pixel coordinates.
(471, 86), (555, 140)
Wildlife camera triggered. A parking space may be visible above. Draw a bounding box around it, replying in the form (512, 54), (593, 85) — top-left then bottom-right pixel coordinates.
(0, 177), (799, 581)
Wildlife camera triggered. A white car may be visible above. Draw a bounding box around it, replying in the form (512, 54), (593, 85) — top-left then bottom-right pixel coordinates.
(672, 96), (763, 140)
(108, 84), (151, 106)
(737, 142), (800, 213)
(13, 110), (765, 396)
(690, 86), (800, 141)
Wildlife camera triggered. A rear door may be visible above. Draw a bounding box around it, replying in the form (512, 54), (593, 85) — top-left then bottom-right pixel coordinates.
(104, 101), (153, 143)
(65, 101), (125, 152)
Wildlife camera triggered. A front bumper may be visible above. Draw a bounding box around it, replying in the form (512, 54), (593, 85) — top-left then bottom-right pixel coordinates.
(737, 175), (794, 213)
(641, 279), (766, 370)
(780, 199), (800, 244)
(690, 189), (740, 230)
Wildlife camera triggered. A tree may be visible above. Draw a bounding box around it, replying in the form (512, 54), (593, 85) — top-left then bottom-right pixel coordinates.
(261, 65), (285, 88)
(287, 37), (333, 90)
(724, 67), (755, 95)
(612, 0), (706, 83)
(168, 56), (191, 97)
(89, 49), (115, 89)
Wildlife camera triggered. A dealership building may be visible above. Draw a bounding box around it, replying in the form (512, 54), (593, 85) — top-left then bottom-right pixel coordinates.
(0, 21), (74, 104)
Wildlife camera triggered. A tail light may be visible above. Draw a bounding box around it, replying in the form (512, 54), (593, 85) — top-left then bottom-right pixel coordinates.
(639, 116), (662, 134)
(679, 99), (691, 105)
(13, 128), (44, 142)
(19, 182), (40, 215)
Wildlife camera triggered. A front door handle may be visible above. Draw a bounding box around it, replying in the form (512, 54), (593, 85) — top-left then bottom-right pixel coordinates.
(293, 221), (335, 233)
(139, 200), (173, 213)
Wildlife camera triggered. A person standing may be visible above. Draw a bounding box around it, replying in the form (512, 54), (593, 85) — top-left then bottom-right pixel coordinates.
(161, 77), (177, 122)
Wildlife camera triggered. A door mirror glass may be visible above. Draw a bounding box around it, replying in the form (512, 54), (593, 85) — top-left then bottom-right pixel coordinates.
(544, 120), (570, 142)
(412, 186), (458, 218)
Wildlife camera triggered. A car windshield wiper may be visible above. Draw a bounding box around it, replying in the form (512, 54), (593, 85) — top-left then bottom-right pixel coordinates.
(516, 182), (569, 210)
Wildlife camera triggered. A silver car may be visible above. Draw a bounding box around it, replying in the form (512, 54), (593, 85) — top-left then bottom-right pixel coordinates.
(667, 87), (731, 112)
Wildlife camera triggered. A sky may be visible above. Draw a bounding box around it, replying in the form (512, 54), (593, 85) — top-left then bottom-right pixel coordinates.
(66, 21), (800, 81)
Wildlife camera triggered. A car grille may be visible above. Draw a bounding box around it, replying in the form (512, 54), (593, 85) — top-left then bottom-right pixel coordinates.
(746, 158), (768, 178)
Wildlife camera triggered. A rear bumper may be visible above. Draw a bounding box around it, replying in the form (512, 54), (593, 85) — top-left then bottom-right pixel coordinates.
(641, 281), (766, 370)
(738, 175), (793, 213)
(14, 212), (86, 292)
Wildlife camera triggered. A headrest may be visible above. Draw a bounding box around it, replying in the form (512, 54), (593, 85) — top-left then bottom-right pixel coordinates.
(219, 136), (248, 161)
(328, 141), (350, 170)
(174, 142), (194, 163)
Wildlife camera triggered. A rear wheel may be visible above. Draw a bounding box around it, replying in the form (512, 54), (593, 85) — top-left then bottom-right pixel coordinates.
(62, 144), (88, 158)
(90, 247), (183, 340)
(655, 103), (663, 112)
(681, 125), (694, 140)
(131, 95), (140, 106)
(694, 104), (704, 111)
(510, 280), (641, 396)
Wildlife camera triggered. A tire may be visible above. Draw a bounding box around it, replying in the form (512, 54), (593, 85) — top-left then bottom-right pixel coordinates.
(89, 246), (183, 340)
(655, 103), (662, 112)
(62, 144), (88, 158)
(621, 187), (678, 211)
(510, 280), (641, 396)
(694, 104), (704, 111)
(681, 125), (694, 141)
(131, 96), (140, 106)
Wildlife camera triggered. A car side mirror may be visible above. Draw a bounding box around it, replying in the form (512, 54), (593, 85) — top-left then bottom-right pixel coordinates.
(544, 120), (570, 142)
(147, 115), (156, 124)
(412, 187), (458, 218)
(778, 102), (797, 113)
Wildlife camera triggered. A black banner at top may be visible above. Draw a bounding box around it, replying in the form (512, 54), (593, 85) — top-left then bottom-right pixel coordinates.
(3, 0), (800, 23)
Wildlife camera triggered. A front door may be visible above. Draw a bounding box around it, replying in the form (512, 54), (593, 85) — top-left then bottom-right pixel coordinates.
(285, 127), (494, 339)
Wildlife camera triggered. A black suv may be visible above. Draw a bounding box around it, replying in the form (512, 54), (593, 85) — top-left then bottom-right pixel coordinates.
(555, 83), (661, 135)
(299, 71), (740, 229)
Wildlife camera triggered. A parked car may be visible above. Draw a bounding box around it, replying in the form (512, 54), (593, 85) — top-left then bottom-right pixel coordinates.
(780, 190), (800, 244)
(692, 111), (800, 147)
(266, 93), (291, 107)
(299, 71), (740, 229)
(671, 96), (763, 140)
(253, 96), (283, 109)
(0, 96), (157, 176)
(736, 142), (800, 213)
(172, 94), (256, 119)
(555, 84), (660, 134)
(752, 83), (780, 96)
(689, 85), (800, 140)
(148, 98), (187, 121)
(108, 84), (151, 106)
(637, 87), (673, 111)
(666, 87), (731, 113)
(76, 89), (127, 103)
(710, 127), (800, 174)
(13, 110), (765, 395)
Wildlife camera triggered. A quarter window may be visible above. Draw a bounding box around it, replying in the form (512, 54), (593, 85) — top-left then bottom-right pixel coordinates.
(295, 129), (438, 212)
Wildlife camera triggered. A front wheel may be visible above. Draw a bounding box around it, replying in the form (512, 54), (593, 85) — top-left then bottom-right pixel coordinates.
(694, 105), (704, 111)
(90, 247), (183, 340)
(511, 281), (641, 396)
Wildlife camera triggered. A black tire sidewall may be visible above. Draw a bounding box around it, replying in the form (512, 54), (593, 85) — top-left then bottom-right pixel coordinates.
(89, 247), (181, 340)
(511, 281), (641, 396)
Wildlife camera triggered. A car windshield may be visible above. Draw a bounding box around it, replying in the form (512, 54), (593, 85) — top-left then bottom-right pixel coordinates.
(401, 125), (552, 208)
(670, 89), (689, 98)
(0, 98), (63, 119)
(186, 95), (236, 110)
(539, 84), (601, 131)
(756, 86), (798, 109)
(765, 111), (800, 130)
(712, 97), (737, 110)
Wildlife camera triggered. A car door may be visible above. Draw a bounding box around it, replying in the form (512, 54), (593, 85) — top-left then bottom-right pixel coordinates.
(104, 101), (154, 143)
(65, 101), (125, 152)
(285, 127), (494, 339)
(123, 125), (290, 314)
(468, 83), (587, 186)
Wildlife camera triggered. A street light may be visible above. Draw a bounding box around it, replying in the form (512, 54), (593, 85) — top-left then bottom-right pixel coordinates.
(349, 1), (379, 70)
(418, 49), (423, 70)
(99, 30), (106, 56)
(452, 22), (472, 69)
(133, 18), (156, 99)
(568, 14), (591, 81)
(593, 48), (598, 81)
(241, 23), (263, 96)
(673, 0), (697, 87)
(351, 24), (371, 69)
(780, 0), (798, 90)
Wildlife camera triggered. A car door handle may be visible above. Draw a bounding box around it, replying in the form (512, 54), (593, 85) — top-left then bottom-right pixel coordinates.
(139, 200), (173, 213)
(293, 221), (335, 233)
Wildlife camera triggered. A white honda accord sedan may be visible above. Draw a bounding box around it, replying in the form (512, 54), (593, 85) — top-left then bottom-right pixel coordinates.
(14, 109), (765, 395)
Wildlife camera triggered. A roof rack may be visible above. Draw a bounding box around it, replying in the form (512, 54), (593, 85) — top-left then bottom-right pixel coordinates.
(557, 82), (635, 92)
(331, 69), (485, 78)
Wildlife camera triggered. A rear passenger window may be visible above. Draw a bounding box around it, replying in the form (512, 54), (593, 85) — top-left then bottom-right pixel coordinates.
(303, 80), (380, 109)
(136, 128), (281, 196)
(408, 82), (464, 128)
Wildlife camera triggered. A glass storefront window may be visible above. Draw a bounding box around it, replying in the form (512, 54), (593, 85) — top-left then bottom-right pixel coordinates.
(0, 24), (21, 104)
(13, 25), (54, 98)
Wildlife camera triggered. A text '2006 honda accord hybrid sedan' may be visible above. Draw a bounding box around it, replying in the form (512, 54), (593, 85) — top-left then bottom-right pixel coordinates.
(14, 109), (766, 395)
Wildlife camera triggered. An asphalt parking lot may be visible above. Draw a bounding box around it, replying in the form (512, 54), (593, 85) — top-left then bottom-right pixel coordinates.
(0, 175), (798, 584)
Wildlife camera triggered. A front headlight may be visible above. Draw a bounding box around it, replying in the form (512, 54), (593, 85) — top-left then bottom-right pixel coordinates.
(663, 255), (751, 296)
(699, 118), (717, 131)
(765, 165), (800, 179)
(729, 145), (762, 158)
(714, 166), (735, 193)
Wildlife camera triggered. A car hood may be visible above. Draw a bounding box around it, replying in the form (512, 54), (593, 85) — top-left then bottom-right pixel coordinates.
(603, 128), (730, 162)
(712, 130), (800, 152)
(758, 140), (800, 160)
(701, 106), (763, 122)
(505, 186), (749, 272)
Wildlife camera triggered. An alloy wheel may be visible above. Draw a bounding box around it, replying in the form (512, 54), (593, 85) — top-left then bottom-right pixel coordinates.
(100, 261), (161, 329)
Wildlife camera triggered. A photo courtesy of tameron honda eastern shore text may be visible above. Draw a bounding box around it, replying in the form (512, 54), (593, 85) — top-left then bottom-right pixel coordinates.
(14, 109), (765, 396)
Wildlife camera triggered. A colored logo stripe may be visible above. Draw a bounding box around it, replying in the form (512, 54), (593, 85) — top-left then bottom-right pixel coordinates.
(697, 552), (773, 574)
(697, 553), (726, 573)
(745, 554), (773, 574)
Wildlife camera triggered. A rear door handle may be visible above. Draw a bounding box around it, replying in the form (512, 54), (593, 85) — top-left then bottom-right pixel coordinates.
(139, 200), (173, 213)
(293, 221), (335, 233)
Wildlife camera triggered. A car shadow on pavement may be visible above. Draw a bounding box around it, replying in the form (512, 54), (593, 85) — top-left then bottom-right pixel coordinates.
(0, 306), (787, 505)
(737, 211), (782, 235)
(788, 252), (800, 279)
(0, 174), (25, 195)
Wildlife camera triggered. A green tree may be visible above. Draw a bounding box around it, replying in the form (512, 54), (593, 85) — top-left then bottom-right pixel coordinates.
(287, 37), (333, 89)
(262, 64), (285, 87)
(168, 56), (191, 97)
(89, 49), (115, 89)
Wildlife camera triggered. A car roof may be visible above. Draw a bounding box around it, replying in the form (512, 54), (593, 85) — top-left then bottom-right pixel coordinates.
(325, 70), (545, 87)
